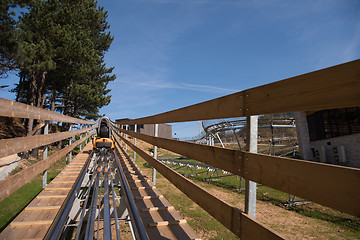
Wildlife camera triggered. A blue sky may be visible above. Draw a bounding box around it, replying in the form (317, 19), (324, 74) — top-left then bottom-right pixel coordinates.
(1, 0), (360, 138)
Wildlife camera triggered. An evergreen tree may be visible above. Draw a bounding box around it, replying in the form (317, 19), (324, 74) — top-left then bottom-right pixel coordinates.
(0, 0), (18, 78)
(13, 0), (114, 121)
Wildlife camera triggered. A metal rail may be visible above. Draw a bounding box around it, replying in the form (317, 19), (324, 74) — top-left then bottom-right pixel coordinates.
(44, 150), (95, 240)
(103, 154), (112, 239)
(113, 139), (149, 240)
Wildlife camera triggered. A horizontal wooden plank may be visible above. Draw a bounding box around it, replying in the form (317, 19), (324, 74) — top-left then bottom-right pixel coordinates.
(0, 135), (92, 201)
(115, 134), (283, 240)
(113, 125), (243, 177)
(115, 60), (360, 125)
(10, 220), (53, 226)
(25, 206), (61, 211)
(0, 97), (93, 124)
(37, 195), (67, 199)
(141, 206), (174, 212)
(243, 59), (360, 116)
(115, 91), (243, 124)
(0, 126), (96, 158)
(243, 152), (360, 218)
(116, 127), (360, 218)
(135, 195), (164, 200)
(148, 219), (187, 227)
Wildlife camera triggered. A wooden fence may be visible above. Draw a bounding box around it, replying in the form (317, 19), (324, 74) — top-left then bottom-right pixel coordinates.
(114, 59), (360, 239)
(0, 59), (359, 239)
(0, 99), (96, 201)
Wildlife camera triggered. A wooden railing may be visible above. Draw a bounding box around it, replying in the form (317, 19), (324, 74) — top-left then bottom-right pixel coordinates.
(0, 99), (96, 201)
(113, 59), (360, 239)
(0, 59), (358, 239)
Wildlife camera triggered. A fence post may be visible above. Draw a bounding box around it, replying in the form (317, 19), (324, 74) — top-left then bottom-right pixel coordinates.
(134, 124), (137, 161)
(152, 124), (158, 185)
(42, 121), (49, 189)
(245, 115), (258, 218)
(125, 125), (128, 151)
(121, 125), (123, 146)
(69, 124), (72, 163)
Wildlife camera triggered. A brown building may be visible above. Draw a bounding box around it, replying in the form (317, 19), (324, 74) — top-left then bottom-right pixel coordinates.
(115, 119), (172, 139)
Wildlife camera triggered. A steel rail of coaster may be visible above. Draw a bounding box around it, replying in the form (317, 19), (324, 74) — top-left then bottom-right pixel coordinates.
(44, 145), (148, 240)
(177, 117), (299, 193)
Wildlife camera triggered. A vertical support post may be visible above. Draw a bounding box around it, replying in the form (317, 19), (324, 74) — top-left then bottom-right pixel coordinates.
(245, 116), (258, 218)
(216, 132), (225, 148)
(134, 124), (137, 161)
(121, 125), (123, 146)
(152, 124), (158, 185)
(42, 121), (49, 189)
(270, 119), (275, 155)
(69, 124), (73, 163)
(80, 124), (83, 152)
(125, 125), (128, 151)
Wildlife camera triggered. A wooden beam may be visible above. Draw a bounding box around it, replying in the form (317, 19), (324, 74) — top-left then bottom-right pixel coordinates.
(243, 152), (360, 218)
(0, 97), (93, 124)
(115, 134), (284, 240)
(115, 60), (360, 125)
(0, 134), (92, 201)
(114, 127), (360, 218)
(115, 91), (244, 124)
(113, 126), (243, 177)
(10, 220), (53, 226)
(0, 125), (96, 158)
(243, 59), (360, 116)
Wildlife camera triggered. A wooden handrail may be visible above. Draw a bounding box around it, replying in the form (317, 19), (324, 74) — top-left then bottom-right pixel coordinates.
(0, 98), (93, 124)
(113, 131), (284, 240)
(0, 125), (96, 158)
(114, 126), (360, 218)
(116, 59), (360, 125)
(0, 133), (94, 201)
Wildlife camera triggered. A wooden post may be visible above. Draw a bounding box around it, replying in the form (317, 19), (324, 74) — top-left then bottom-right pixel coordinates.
(245, 115), (258, 218)
(134, 124), (137, 161)
(152, 124), (158, 185)
(125, 125), (128, 151)
(42, 121), (49, 189)
(121, 125), (123, 146)
(69, 124), (72, 162)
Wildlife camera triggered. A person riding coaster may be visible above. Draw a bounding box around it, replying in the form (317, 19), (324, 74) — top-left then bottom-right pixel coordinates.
(93, 117), (114, 150)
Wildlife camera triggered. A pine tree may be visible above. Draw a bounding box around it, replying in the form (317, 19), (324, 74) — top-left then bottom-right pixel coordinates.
(0, 0), (18, 78)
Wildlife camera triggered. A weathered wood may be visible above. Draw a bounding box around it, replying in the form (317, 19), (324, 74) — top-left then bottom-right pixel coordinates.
(115, 60), (360, 124)
(0, 97), (93, 124)
(0, 125), (95, 158)
(0, 134), (92, 201)
(243, 152), (360, 218)
(116, 134), (284, 240)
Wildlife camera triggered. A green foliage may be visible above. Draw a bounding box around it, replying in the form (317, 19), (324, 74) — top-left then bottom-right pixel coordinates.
(0, 0), (18, 77)
(11, 0), (115, 122)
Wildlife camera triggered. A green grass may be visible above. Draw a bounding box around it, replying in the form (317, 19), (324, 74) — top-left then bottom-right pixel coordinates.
(0, 156), (68, 232)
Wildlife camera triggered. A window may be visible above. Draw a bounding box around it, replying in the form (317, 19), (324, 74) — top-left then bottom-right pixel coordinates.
(307, 107), (360, 141)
